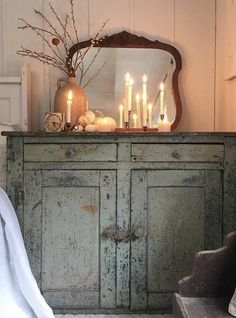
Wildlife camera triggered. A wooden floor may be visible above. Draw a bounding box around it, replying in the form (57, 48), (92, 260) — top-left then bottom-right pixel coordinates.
(55, 315), (173, 318)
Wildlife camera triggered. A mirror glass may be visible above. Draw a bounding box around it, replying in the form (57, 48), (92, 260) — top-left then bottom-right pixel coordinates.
(80, 47), (176, 127)
(69, 31), (182, 130)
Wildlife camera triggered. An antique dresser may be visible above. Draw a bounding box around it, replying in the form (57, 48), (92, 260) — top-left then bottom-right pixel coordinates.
(3, 131), (236, 314)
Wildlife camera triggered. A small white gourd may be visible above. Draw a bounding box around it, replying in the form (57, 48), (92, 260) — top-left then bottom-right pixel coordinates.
(78, 111), (96, 127)
(85, 124), (97, 132)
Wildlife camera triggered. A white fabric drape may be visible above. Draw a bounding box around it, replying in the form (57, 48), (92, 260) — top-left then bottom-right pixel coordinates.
(229, 289), (236, 316)
(0, 187), (55, 318)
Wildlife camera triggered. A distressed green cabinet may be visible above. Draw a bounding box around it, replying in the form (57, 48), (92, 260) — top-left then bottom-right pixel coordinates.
(131, 169), (222, 309)
(3, 132), (236, 313)
(24, 169), (117, 309)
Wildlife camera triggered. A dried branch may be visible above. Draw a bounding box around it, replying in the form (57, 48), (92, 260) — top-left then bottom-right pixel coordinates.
(18, 22), (57, 38)
(92, 19), (109, 42)
(17, 47), (67, 73)
(34, 9), (63, 42)
(49, 3), (74, 45)
(70, 1), (80, 74)
(69, 0), (79, 43)
(18, 17), (65, 65)
(79, 47), (102, 85)
(82, 60), (108, 88)
(17, 0), (109, 86)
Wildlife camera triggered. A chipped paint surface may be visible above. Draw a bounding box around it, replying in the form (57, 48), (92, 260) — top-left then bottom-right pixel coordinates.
(5, 133), (233, 312)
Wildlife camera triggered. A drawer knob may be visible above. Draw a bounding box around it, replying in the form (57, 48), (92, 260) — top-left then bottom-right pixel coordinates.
(65, 147), (78, 158)
(102, 225), (138, 242)
(172, 149), (181, 159)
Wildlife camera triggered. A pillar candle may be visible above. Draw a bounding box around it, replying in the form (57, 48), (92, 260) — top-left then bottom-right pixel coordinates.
(133, 114), (137, 128)
(119, 104), (124, 128)
(128, 78), (133, 112)
(136, 94), (141, 127)
(148, 103), (153, 128)
(160, 82), (165, 116)
(124, 73), (130, 123)
(158, 117), (171, 132)
(142, 75), (147, 105)
(66, 90), (73, 123)
(142, 75), (148, 127)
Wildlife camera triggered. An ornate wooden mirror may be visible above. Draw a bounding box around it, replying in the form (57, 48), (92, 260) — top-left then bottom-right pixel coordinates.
(68, 31), (182, 131)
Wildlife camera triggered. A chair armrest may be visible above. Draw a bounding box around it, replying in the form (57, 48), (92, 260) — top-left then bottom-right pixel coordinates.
(178, 231), (236, 298)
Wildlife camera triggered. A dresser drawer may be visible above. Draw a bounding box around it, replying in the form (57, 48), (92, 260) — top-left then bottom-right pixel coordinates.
(131, 143), (224, 162)
(24, 143), (117, 162)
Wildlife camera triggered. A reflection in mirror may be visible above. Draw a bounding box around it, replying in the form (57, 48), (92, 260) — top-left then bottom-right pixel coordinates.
(68, 31), (182, 130)
(80, 48), (176, 128)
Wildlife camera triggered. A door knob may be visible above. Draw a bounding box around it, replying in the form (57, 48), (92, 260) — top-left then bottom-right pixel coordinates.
(102, 225), (138, 242)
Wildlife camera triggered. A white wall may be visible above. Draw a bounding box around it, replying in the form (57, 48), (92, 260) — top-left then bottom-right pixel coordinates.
(215, 0), (236, 131)
(0, 0), (217, 131)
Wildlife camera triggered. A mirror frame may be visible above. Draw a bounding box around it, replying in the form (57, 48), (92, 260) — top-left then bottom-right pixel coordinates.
(68, 31), (182, 130)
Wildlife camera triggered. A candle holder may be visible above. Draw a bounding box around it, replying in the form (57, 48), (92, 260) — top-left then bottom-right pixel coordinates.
(128, 110), (131, 129)
(124, 122), (129, 130)
(143, 126), (147, 132)
(65, 123), (71, 131)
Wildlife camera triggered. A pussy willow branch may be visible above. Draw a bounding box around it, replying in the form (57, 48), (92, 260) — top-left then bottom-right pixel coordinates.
(70, 0), (79, 43)
(63, 15), (70, 65)
(18, 22), (57, 39)
(34, 8), (68, 66)
(18, 47), (63, 66)
(74, 18), (109, 72)
(69, 0), (81, 74)
(92, 19), (109, 43)
(82, 61), (108, 88)
(34, 9), (63, 42)
(79, 47), (102, 86)
(18, 18), (65, 65)
(49, 2), (74, 45)
(17, 48), (67, 74)
(17, 0), (109, 84)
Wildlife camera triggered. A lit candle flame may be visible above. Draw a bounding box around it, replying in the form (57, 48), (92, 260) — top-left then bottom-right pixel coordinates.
(125, 72), (130, 82)
(143, 75), (147, 83)
(160, 82), (164, 91)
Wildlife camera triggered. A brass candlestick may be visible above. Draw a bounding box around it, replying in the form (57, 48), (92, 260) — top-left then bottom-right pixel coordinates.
(65, 123), (71, 131)
(128, 110), (131, 129)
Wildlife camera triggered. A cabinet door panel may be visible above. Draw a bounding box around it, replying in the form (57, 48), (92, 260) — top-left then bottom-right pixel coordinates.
(148, 187), (204, 292)
(24, 169), (116, 309)
(131, 169), (222, 310)
(42, 187), (99, 291)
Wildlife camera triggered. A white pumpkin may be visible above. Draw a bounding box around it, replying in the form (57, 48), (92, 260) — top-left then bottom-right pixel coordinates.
(85, 124), (97, 132)
(78, 111), (96, 127)
(95, 111), (116, 132)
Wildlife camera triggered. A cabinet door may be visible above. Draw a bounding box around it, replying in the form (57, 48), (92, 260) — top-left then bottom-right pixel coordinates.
(131, 169), (222, 310)
(23, 169), (116, 310)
